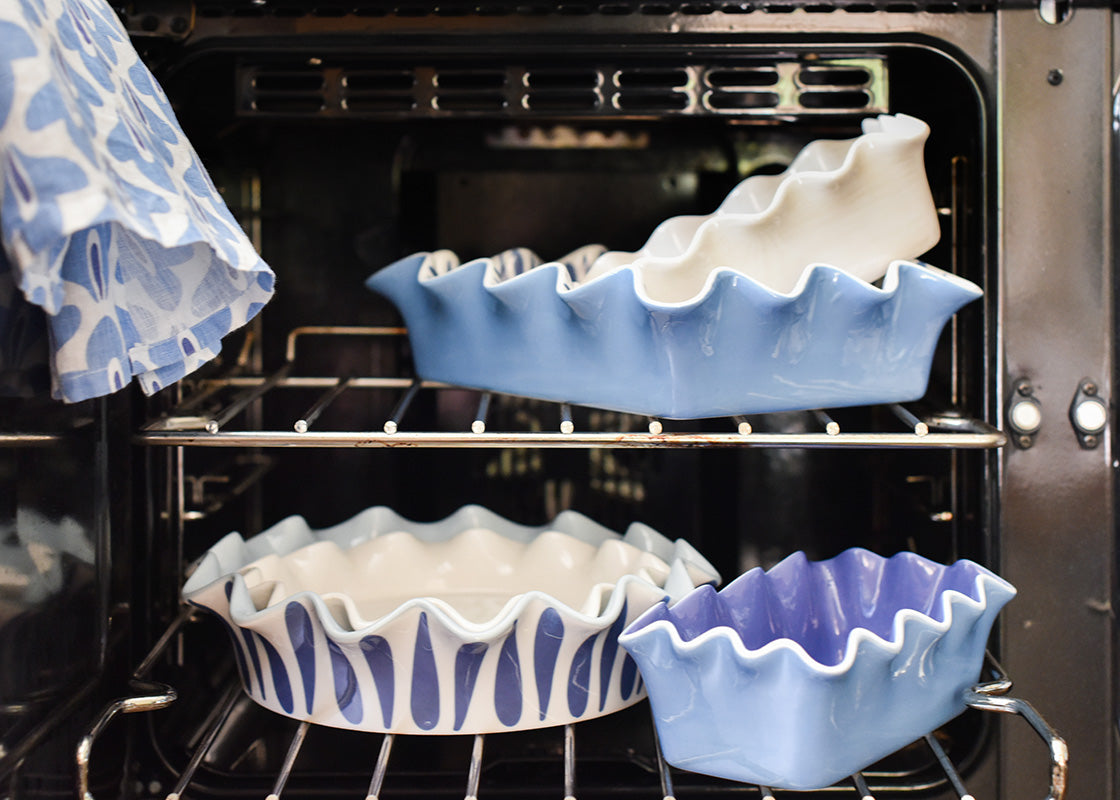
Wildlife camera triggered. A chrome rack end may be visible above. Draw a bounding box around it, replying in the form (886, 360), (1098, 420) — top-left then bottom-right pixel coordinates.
(76, 681), (178, 800)
(965, 688), (1068, 800)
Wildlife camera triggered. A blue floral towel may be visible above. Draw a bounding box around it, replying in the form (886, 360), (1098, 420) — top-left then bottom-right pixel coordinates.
(0, 0), (275, 402)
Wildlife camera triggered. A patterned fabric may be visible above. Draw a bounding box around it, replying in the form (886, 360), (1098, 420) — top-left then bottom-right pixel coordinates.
(0, 0), (274, 402)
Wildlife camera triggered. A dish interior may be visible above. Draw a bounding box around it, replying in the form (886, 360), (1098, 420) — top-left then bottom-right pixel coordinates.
(664, 551), (992, 666)
(240, 528), (671, 625)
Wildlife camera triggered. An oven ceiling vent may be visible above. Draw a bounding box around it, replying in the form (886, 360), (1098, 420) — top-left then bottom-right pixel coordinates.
(237, 58), (888, 117)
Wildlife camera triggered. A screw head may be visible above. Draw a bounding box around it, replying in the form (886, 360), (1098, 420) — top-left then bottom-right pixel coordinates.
(1018, 434), (1034, 449)
(1084, 381), (1098, 395)
(1047, 69), (1064, 86)
(1084, 435), (1099, 448)
(170, 16), (189, 33)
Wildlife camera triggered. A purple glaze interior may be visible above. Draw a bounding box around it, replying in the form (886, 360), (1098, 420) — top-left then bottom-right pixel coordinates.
(660, 549), (991, 666)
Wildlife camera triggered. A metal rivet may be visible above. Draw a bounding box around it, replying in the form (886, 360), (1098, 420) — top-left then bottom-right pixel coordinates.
(1047, 69), (1064, 86)
(1018, 435), (1034, 449)
(1084, 382), (1098, 395)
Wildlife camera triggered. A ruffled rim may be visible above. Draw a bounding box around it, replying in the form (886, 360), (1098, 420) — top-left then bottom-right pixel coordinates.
(618, 548), (1015, 677)
(183, 504), (721, 644)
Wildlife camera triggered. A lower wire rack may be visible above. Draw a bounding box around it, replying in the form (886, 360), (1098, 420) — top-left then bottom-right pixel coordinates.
(77, 612), (1066, 800)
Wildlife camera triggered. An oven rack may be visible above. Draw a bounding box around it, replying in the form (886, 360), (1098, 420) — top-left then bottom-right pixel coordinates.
(77, 611), (1065, 800)
(136, 327), (1004, 450)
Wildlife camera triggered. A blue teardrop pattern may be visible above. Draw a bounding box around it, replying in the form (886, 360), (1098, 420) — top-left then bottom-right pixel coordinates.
(533, 609), (564, 721)
(567, 633), (596, 718)
(620, 653), (638, 701)
(598, 601), (628, 712)
(239, 628), (266, 700)
(217, 584), (250, 689)
(328, 640), (363, 724)
(285, 602), (317, 716)
(360, 635), (395, 729)
(453, 642), (488, 731)
(410, 613), (440, 730)
(259, 635), (295, 714)
(494, 623), (522, 727)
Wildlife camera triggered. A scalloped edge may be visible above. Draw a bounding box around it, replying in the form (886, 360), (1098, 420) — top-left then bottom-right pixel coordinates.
(580, 113), (938, 299)
(590, 114), (930, 268)
(409, 249), (981, 313)
(183, 505), (721, 644)
(618, 548), (1015, 677)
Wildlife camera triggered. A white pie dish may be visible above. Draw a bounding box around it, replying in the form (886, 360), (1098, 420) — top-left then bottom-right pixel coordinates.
(584, 113), (940, 301)
(181, 505), (719, 734)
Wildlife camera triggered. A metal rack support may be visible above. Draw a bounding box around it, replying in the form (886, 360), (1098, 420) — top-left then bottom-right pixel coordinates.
(563, 724), (577, 800)
(366, 733), (395, 800)
(266, 721), (310, 800)
(465, 734), (485, 800)
(850, 773), (875, 800)
(165, 684), (242, 800)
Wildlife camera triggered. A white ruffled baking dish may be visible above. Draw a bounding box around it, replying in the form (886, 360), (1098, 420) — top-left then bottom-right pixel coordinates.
(181, 505), (719, 734)
(585, 113), (940, 301)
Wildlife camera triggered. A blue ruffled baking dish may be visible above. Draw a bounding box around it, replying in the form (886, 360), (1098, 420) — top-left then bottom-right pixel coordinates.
(365, 247), (982, 419)
(617, 548), (1016, 790)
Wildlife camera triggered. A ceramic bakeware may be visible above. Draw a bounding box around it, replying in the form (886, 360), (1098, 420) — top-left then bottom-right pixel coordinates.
(366, 248), (982, 419)
(181, 505), (719, 734)
(617, 548), (1016, 791)
(583, 113), (940, 301)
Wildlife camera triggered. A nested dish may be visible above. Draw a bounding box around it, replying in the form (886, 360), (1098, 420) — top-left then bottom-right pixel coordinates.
(584, 113), (940, 301)
(366, 251), (982, 419)
(617, 548), (1016, 791)
(181, 505), (719, 734)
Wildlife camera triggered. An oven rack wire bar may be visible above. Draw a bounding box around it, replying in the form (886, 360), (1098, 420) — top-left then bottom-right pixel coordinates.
(136, 326), (1005, 450)
(79, 614), (1065, 800)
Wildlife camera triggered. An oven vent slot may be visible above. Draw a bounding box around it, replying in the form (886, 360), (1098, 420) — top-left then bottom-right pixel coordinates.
(524, 69), (602, 112)
(237, 57), (886, 118)
(241, 67), (327, 114)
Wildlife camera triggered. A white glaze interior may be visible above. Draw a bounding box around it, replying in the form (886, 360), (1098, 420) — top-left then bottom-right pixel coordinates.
(238, 528), (672, 626)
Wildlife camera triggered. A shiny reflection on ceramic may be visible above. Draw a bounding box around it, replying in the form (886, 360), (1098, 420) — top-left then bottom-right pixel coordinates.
(617, 549), (1016, 791)
(584, 114), (940, 301)
(366, 252), (982, 419)
(182, 505), (719, 734)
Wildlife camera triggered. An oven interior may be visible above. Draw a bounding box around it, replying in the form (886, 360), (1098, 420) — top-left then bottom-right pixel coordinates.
(4, 14), (1068, 800)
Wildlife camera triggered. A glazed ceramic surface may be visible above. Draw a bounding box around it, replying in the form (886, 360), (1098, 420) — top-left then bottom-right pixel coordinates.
(366, 251), (982, 419)
(617, 549), (1016, 791)
(584, 114), (940, 301)
(181, 505), (719, 734)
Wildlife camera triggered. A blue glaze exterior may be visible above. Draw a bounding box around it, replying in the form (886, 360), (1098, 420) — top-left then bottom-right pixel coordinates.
(366, 253), (982, 419)
(618, 549), (1016, 790)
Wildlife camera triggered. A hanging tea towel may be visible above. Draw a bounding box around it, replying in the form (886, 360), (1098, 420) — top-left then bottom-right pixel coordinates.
(0, 0), (275, 402)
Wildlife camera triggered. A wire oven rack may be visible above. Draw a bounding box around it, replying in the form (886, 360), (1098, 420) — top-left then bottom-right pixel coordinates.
(135, 327), (1004, 450)
(76, 610), (1066, 800)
